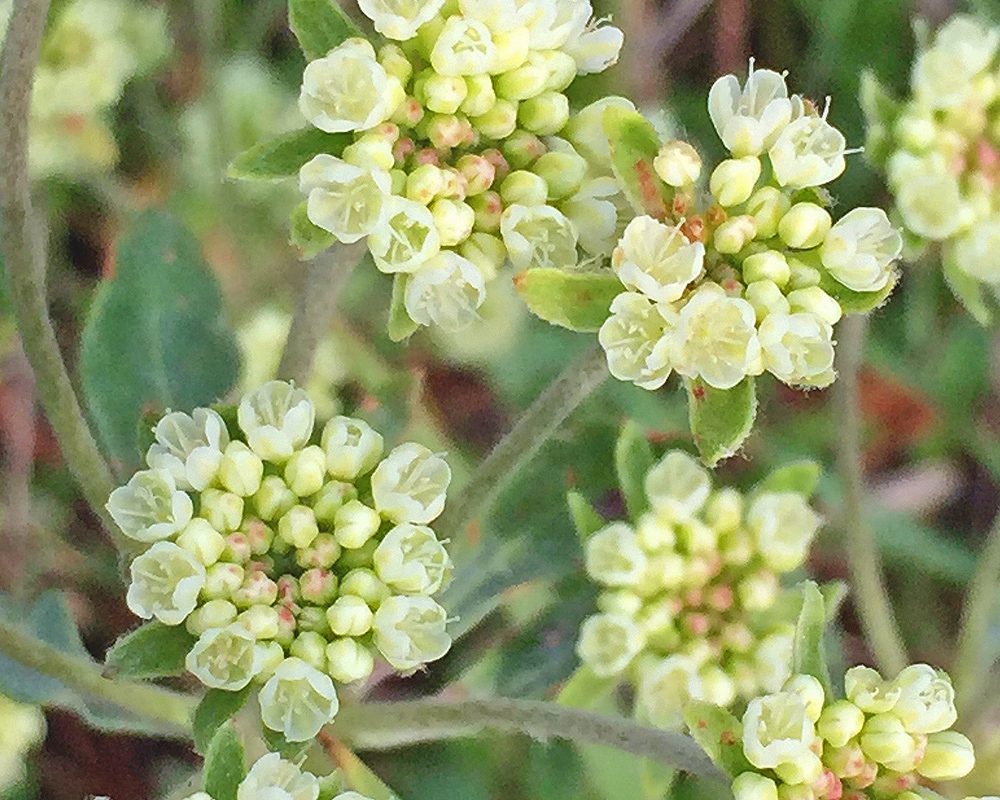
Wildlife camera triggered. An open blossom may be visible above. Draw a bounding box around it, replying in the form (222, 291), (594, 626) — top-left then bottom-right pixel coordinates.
(562, 8), (625, 74)
(746, 491), (821, 572)
(757, 313), (835, 388)
(598, 292), (675, 390)
(500, 203), (579, 270)
(106, 468), (193, 542)
(768, 109), (847, 189)
(186, 624), (263, 690)
(126, 541), (205, 624)
(145, 408), (229, 491)
(576, 612), (644, 676)
(373, 523), (452, 593)
(644, 450), (711, 518)
(950, 216), (1000, 283)
(820, 207), (901, 292)
(238, 381), (315, 462)
(368, 196), (442, 274)
(370, 443), (451, 524)
(612, 216), (704, 302)
(584, 522), (647, 586)
(403, 251), (487, 330)
(708, 61), (793, 157)
(300, 155), (391, 244)
(371, 595), (452, 670)
(890, 664), (957, 734)
(431, 16), (497, 75)
(359, 0), (445, 39)
(237, 753), (319, 800)
(742, 691), (816, 769)
(258, 657), (339, 741)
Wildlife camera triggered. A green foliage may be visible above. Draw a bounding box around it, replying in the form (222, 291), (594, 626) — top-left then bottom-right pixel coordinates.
(858, 71), (903, 170)
(513, 268), (622, 331)
(262, 727), (313, 761)
(792, 581), (830, 690)
(556, 665), (616, 709)
(614, 421), (653, 520)
(204, 723), (246, 800)
(193, 687), (253, 754)
(79, 210), (240, 474)
(290, 201), (336, 259)
(686, 377), (757, 466)
(602, 106), (671, 219)
(566, 491), (605, 541)
(228, 127), (351, 181)
(752, 460), (820, 498)
(288, 0), (363, 61)
(682, 701), (750, 778)
(819, 272), (897, 314)
(104, 620), (197, 679)
(943, 246), (994, 325)
(387, 274), (418, 342)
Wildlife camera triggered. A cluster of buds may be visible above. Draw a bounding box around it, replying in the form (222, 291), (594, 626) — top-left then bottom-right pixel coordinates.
(575, 450), (821, 728)
(183, 752), (373, 800)
(0, 693), (46, 793)
(864, 15), (1000, 292)
(731, 666), (977, 800)
(106, 381), (454, 741)
(600, 61), (902, 392)
(296, 0), (627, 332)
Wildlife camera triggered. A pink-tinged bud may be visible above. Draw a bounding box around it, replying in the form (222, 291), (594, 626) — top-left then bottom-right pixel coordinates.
(241, 518), (274, 556)
(469, 190), (503, 232)
(683, 612), (710, 636)
(457, 154), (496, 195)
(843, 760), (877, 790)
(275, 604), (297, 646)
(683, 588), (703, 607)
(295, 532), (342, 570)
(707, 585), (734, 612)
(414, 148), (441, 167)
(503, 129), (546, 169)
(276, 574), (301, 605)
(300, 568), (339, 605)
(372, 122), (399, 143)
(440, 167), (469, 200)
(427, 114), (466, 149)
(392, 97), (424, 127)
(813, 770), (842, 800)
(223, 532), (252, 563)
(232, 570), (279, 608)
(870, 772), (916, 795)
(394, 137), (415, 163)
(481, 149), (510, 181)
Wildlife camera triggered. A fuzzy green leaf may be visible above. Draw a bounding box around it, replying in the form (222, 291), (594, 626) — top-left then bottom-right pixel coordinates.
(513, 268), (621, 331)
(204, 723), (246, 800)
(228, 127), (351, 181)
(567, 491), (605, 541)
(262, 727), (313, 761)
(288, 0), (362, 61)
(752, 460), (820, 498)
(387, 274), (419, 342)
(686, 377), (757, 467)
(819, 270), (897, 314)
(602, 106), (671, 219)
(683, 701), (750, 777)
(792, 580), (830, 689)
(290, 201), (335, 259)
(943, 245), (993, 325)
(614, 421), (653, 520)
(859, 71), (903, 170)
(193, 687), (252, 754)
(104, 620), (197, 679)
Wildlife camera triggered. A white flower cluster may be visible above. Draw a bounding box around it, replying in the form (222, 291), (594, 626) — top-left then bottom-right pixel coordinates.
(731, 667), (974, 800)
(295, 0), (627, 332)
(866, 15), (1000, 290)
(107, 380), (454, 742)
(575, 450), (821, 729)
(600, 61), (902, 392)
(0, 694), (46, 793)
(24, 0), (169, 176)
(183, 752), (374, 800)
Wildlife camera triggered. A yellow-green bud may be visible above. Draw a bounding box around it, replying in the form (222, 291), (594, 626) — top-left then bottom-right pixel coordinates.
(289, 631), (328, 671)
(327, 594), (375, 636)
(499, 170), (549, 206)
(295, 532), (342, 570)
(425, 73), (468, 115)
(653, 139), (702, 187)
(300, 567), (339, 605)
(916, 730), (975, 780)
(468, 190), (503, 232)
(203, 562), (244, 600)
(460, 74), (496, 117)
(325, 637), (376, 683)
(732, 772), (778, 800)
(200, 489), (244, 533)
(744, 279), (791, 321)
(596, 588), (644, 617)
(778, 203), (832, 249)
(236, 604), (280, 639)
(430, 198), (475, 246)
(185, 598), (238, 636)
(894, 112), (936, 152)
(518, 91), (569, 136)
(406, 163), (446, 205)
(710, 156), (761, 207)
(714, 215), (758, 254)
(176, 518), (226, 566)
(284, 445), (327, 497)
(782, 674), (825, 722)
(312, 480), (358, 526)
(532, 150), (587, 200)
(742, 250), (790, 287)
(378, 43), (412, 86)
(471, 99), (518, 139)
(737, 569), (779, 610)
(278, 505), (319, 549)
(459, 232), (506, 280)
(334, 499), (381, 549)
(502, 129), (546, 169)
(745, 186), (791, 240)
(218, 441), (264, 497)
(232, 570), (279, 608)
(860, 713), (917, 765)
(817, 700), (865, 748)
(540, 50), (577, 92)
(495, 57), (548, 101)
(222, 531), (252, 563)
(340, 568), (390, 607)
(705, 488), (742, 533)
(342, 134), (395, 172)
(776, 784), (815, 800)
(296, 606), (331, 635)
(491, 27), (530, 73)
(256, 640), (286, 680)
(252, 475), (296, 522)
(787, 286), (842, 326)
(786, 256), (822, 289)
(456, 153), (496, 195)
(773, 751), (823, 786)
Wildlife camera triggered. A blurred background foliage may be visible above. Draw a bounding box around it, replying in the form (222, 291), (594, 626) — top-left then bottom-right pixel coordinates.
(2, 0), (1000, 798)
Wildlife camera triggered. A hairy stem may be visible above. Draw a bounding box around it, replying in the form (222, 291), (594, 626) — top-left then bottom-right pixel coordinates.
(0, 619), (195, 735)
(0, 0), (121, 540)
(334, 697), (730, 790)
(277, 244), (364, 386)
(436, 343), (608, 540)
(833, 314), (907, 676)
(954, 508), (1000, 716)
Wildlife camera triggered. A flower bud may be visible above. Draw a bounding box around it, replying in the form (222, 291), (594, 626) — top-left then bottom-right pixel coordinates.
(490, 25), (530, 71)
(296, 606), (331, 636)
(738, 569), (779, 610)
(714, 215), (758, 254)
(460, 74), (496, 117)
(322, 416), (384, 481)
(532, 150), (587, 200)
(222, 532), (252, 564)
(471, 99), (518, 139)
(185, 598), (238, 636)
(289, 631), (328, 672)
(783, 674), (825, 722)
(468, 190), (503, 232)
(540, 50), (577, 91)
(279, 445), (325, 498)
(596, 588), (644, 617)
(239, 518), (273, 556)
(406, 163), (447, 205)
(340, 568), (390, 607)
(745, 186), (792, 240)
(186, 624), (262, 690)
(259, 657), (338, 741)
(744, 279), (791, 321)
(430, 198), (475, 246)
(459, 232), (506, 279)
(776, 783), (816, 800)
(232, 570), (279, 608)
(377, 42), (412, 85)
(732, 772), (778, 800)
(778, 203), (833, 249)
(787, 257), (822, 290)
(334, 499), (381, 548)
(252, 476), (296, 522)
(456, 154), (496, 196)
(860, 713), (917, 766)
(255, 640), (286, 680)
(300, 568), (339, 605)
(236, 604), (281, 639)
(710, 156), (762, 207)
(823, 740), (866, 778)
(176, 518), (226, 566)
(342, 133), (396, 172)
(700, 665), (737, 707)
(200, 488), (244, 533)
(295, 532), (341, 570)
(325, 637), (376, 683)
(747, 490), (821, 571)
(274, 605), (297, 647)
(916, 730), (975, 780)
(327, 594), (375, 636)
(518, 91), (570, 136)
(427, 114), (468, 149)
(218, 441), (264, 497)
(422, 72), (468, 115)
(817, 700), (865, 748)
(742, 250), (790, 287)
(786, 287), (842, 326)
(654, 140), (702, 187)
(576, 613), (644, 677)
(502, 129), (546, 169)
(499, 170), (549, 206)
(278, 505), (319, 549)
(774, 751), (824, 786)
(312, 480), (358, 526)
(495, 57), (548, 101)
(203, 562), (244, 600)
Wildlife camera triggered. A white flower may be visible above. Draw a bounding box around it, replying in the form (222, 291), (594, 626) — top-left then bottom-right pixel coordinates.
(912, 17), (999, 109)
(575, 613), (644, 676)
(896, 170), (967, 241)
(321, 416), (384, 481)
(106, 468), (193, 542)
(936, 14), (1000, 72)
(671, 284), (761, 390)
(358, 0), (445, 40)
(758, 312), (835, 388)
(237, 753), (319, 800)
(708, 62), (793, 157)
(371, 595), (452, 669)
(951, 217), (1000, 284)
(259, 657), (340, 741)
(584, 521), (647, 586)
(431, 16), (497, 75)
(524, 0), (591, 49)
(562, 12), (624, 75)
(598, 292), (674, 390)
(300, 155), (391, 244)
(559, 176), (622, 257)
(768, 110), (847, 189)
(645, 450), (711, 518)
(612, 217), (704, 302)
(746, 491), (820, 572)
(368, 196), (441, 274)
(238, 380), (315, 462)
(373, 523), (452, 593)
(126, 541), (205, 625)
(889, 664), (957, 734)
(299, 39), (395, 132)
(820, 208), (901, 292)
(654, 140), (702, 187)
(186, 624), (263, 690)
(753, 630), (794, 693)
(145, 408), (228, 491)
(636, 655), (703, 730)
(500, 204), (578, 270)
(844, 665), (901, 713)
(742, 691), (816, 769)
(371, 443), (451, 524)
(404, 251), (487, 331)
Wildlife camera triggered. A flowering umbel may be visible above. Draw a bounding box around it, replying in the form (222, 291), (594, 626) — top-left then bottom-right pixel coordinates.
(107, 381), (454, 741)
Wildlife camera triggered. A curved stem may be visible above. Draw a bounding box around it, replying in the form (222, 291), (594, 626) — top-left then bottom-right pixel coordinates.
(0, 0), (121, 540)
(0, 619), (196, 736)
(436, 343), (609, 541)
(954, 508), (1000, 717)
(277, 244), (364, 386)
(833, 315), (907, 676)
(334, 697), (730, 790)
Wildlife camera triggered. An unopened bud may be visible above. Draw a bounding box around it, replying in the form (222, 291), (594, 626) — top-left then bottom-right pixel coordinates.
(218, 441), (264, 497)
(818, 700), (865, 748)
(222, 532), (251, 563)
(284, 445), (327, 497)
(278, 505), (319, 549)
(787, 256), (822, 289)
(339, 568), (390, 607)
(378, 43), (412, 86)
(532, 150), (587, 199)
(236, 604), (281, 639)
(745, 186), (792, 239)
(738, 569), (779, 610)
(300, 568), (339, 605)
(203, 562), (244, 600)
(312, 480), (357, 526)
(232, 570), (279, 608)
(472, 100), (518, 139)
(334, 499), (381, 549)
(860, 713), (917, 765)
(469, 190), (503, 232)
(495, 58), (547, 101)
(916, 730), (975, 780)
(276, 574), (301, 605)
(289, 631), (328, 671)
(252, 475), (296, 522)
(499, 170), (549, 206)
(787, 286), (842, 326)
(503, 129), (546, 169)
(779, 203), (832, 249)
(491, 26), (530, 72)
(342, 133), (395, 172)
(256, 640), (286, 680)
(326, 637), (376, 683)
(774, 750), (823, 786)
(519, 91), (569, 136)
(297, 605), (331, 635)
(327, 594), (375, 636)
(596, 588), (644, 617)
(456, 154), (496, 195)
(423, 73), (468, 115)
(732, 772), (778, 800)
(431, 198), (475, 246)
(540, 50), (577, 92)
(176, 518), (226, 566)
(714, 215), (758, 254)
(460, 74), (496, 117)
(274, 604), (296, 646)
(200, 488), (244, 532)
(295, 532), (342, 569)
(653, 140), (702, 186)
(185, 598), (238, 636)
(742, 250), (790, 287)
(710, 156), (761, 207)
(240, 518), (274, 555)
(459, 232), (506, 280)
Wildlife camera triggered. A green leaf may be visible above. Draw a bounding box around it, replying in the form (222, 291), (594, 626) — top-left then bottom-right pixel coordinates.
(686, 377), (757, 467)
(556, 665), (616, 709)
(228, 127), (351, 181)
(387, 274), (419, 342)
(80, 210), (240, 474)
(513, 267), (622, 331)
(262, 727), (313, 761)
(288, 0), (362, 61)
(204, 723), (246, 800)
(639, 759), (674, 800)
(859, 71), (903, 170)
(330, 744), (402, 800)
(290, 201), (335, 259)
(614, 421), (653, 520)
(943, 243), (993, 325)
(193, 687), (252, 754)
(567, 491), (605, 541)
(821, 271), (897, 314)
(752, 460), (820, 498)
(602, 106), (672, 219)
(683, 701), (750, 777)
(792, 581), (830, 689)
(104, 620), (197, 680)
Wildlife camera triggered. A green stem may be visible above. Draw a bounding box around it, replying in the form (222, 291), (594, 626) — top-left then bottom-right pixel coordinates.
(435, 343), (608, 540)
(334, 697), (730, 790)
(0, 0), (121, 541)
(954, 508), (1000, 717)
(833, 314), (907, 676)
(0, 619), (195, 735)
